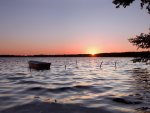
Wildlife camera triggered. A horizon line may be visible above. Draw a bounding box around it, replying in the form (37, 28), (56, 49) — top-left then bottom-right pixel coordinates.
(0, 51), (149, 57)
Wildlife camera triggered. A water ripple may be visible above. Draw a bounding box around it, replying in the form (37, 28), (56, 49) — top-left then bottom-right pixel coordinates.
(0, 57), (150, 113)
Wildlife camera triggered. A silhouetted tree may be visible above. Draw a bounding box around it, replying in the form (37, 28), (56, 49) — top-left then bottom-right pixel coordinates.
(113, 0), (150, 14)
(129, 31), (150, 50)
(128, 31), (150, 63)
(113, 0), (150, 64)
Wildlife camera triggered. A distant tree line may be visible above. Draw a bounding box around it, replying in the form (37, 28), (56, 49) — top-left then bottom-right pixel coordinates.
(0, 52), (149, 57)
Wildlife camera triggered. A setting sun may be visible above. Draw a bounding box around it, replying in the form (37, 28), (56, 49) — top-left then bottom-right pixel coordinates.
(86, 47), (100, 56)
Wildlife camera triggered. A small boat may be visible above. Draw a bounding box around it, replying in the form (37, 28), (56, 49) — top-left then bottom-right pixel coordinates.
(28, 61), (51, 70)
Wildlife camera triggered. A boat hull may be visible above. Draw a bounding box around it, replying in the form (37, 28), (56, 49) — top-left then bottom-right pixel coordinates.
(28, 61), (51, 70)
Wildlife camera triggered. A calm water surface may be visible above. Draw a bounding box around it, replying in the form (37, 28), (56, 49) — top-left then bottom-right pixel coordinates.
(0, 57), (150, 113)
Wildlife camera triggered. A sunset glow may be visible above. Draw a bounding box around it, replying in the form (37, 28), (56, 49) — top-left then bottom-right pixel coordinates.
(0, 0), (149, 55)
(86, 47), (100, 55)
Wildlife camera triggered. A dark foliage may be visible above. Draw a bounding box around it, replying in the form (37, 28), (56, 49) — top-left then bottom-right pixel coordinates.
(129, 31), (150, 49)
(128, 32), (150, 63)
(113, 0), (150, 63)
(113, 0), (150, 14)
(113, 0), (135, 8)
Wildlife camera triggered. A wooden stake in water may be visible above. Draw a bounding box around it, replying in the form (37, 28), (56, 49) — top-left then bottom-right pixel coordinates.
(115, 61), (117, 69)
(76, 60), (78, 68)
(100, 61), (103, 69)
(64, 61), (67, 70)
(65, 65), (66, 70)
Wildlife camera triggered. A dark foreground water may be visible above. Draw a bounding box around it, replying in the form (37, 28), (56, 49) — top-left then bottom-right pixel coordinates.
(0, 57), (150, 113)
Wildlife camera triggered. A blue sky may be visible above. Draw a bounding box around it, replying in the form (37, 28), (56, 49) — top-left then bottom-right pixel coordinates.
(0, 0), (149, 55)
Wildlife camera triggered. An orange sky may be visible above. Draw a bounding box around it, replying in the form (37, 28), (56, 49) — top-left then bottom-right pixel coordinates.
(0, 0), (149, 55)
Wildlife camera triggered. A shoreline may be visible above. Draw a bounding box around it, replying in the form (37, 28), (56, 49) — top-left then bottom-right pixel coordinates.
(0, 51), (149, 57)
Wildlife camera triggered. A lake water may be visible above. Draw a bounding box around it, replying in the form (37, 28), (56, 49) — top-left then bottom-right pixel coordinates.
(0, 57), (150, 113)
